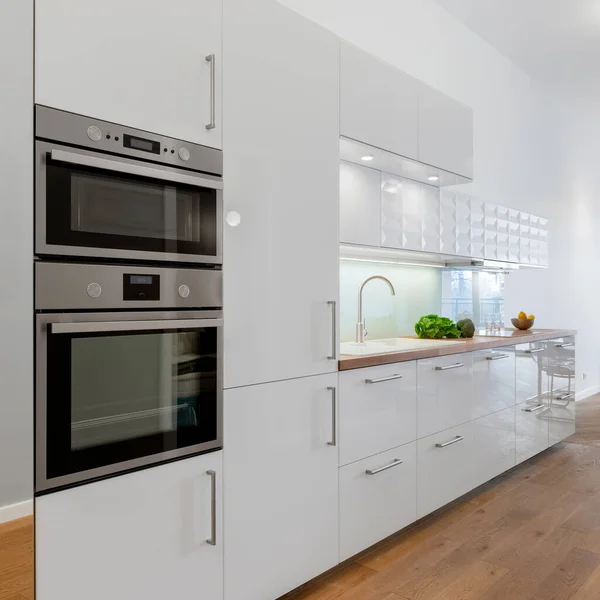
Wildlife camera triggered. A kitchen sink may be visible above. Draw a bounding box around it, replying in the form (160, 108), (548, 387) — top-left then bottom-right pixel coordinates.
(339, 337), (464, 356)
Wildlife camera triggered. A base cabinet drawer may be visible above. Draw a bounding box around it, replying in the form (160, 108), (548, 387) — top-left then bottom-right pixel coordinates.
(472, 347), (516, 419)
(516, 399), (549, 464)
(340, 443), (417, 561)
(417, 423), (473, 519)
(339, 361), (417, 466)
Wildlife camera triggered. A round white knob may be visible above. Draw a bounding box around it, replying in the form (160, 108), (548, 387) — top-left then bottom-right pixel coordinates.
(226, 211), (242, 227)
(87, 282), (102, 298)
(87, 126), (102, 142)
(178, 284), (190, 298)
(178, 147), (190, 161)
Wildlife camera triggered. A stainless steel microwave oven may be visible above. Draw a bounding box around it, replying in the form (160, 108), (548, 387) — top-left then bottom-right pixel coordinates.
(35, 106), (223, 265)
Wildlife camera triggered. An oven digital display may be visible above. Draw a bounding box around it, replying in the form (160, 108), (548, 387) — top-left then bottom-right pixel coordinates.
(123, 274), (160, 301)
(123, 134), (160, 155)
(130, 275), (153, 285)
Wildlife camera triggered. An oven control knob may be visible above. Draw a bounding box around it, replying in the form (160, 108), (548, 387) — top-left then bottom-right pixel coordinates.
(178, 284), (190, 299)
(87, 126), (102, 142)
(87, 282), (102, 298)
(178, 147), (190, 161)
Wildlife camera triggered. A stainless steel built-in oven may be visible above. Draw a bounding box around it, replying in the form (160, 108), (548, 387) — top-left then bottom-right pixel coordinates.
(35, 105), (223, 265)
(35, 261), (223, 493)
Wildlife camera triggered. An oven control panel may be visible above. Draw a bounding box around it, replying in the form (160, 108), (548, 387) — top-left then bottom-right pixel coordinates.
(123, 274), (160, 301)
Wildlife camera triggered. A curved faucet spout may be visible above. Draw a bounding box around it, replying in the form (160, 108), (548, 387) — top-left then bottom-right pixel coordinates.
(356, 276), (396, 343)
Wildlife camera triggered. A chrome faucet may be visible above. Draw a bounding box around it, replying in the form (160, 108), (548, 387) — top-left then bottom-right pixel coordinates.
(356, 276), (396, 343)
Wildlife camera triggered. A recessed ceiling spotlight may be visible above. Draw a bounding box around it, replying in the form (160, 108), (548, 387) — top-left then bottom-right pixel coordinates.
(428, 176), (439, 181)
(361, 155), (374, 162)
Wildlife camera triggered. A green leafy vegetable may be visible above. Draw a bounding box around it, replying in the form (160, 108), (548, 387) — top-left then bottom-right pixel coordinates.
(457, 318), (476, 338)
(414, 314), (461, 339)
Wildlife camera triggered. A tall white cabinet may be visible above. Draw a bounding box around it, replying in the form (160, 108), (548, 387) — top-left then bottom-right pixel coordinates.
(35, 0), (222, 148)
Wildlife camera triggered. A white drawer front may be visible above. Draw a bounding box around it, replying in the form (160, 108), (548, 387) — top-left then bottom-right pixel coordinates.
(471, 407), (516, 489)
(340, 443), (417, 561)
(417, 353), (473, 439)
(516, 399), (549, 464)
(417, 422), (474, 518)
(472, 347), (516, 419)
(339, 362), (417, 466)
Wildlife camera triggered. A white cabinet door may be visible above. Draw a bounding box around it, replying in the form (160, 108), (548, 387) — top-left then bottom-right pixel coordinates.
(36, 0), (222, 148)
(223, 374), (338, 600)
(516, 342), (549, 405)
(472, 347), (516, 419)
(340, 161), (381, 247)
(223, 0), (339, 388)
(547, 337), (576, 445)
(516, 399), (549, 464)
(339, 443), (417, 561)
(36, 453), (223, 600)
(339, 361), (417, 466)
(340, 42), (419, 160)
(417, 422), (474, 518)
(417, 353), (473, 439)
(418, 86), (474, 179)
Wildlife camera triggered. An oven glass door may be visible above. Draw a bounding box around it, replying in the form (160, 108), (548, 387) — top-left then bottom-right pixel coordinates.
(38, 317), (222, 491)
(36, 142), (222, 263)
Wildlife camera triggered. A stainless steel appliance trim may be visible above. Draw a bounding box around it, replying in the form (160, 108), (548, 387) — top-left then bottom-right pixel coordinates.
(327, 386), (337, 447)
(35, 310), (223, 493)
(35, 141), (223, 265)
(523, 404), (546, 413)
(486, 354), (510, 361)
(526, 348), (544, 354)
(436, 435), (464, 448)
(206, 470), (217, 545)
(327, 300), (337, 360)
(365, 374), (403, 384)
(365, 458), (403, 475)
(50, 318), (224, 335)
(205, 54), (216, 131)
(51, 148), (223, 190)
(435, 363), (464, 371)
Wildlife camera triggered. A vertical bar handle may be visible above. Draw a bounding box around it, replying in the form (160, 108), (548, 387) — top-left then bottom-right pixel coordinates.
(327, 387), (337, 447)
(327, 301), (337, 360)
(206, 470), (217, 545)
(205, 54), (216, 131)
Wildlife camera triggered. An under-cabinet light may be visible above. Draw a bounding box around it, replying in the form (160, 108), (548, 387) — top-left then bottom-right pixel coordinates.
(360, 155), (374, 162)
(340, 257), (446, 268)
(428, 176), (440, 182)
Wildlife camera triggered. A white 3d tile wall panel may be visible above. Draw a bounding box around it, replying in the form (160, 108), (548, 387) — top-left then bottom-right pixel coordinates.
(470, 197), (485, 259)
(440, 189), (457, 255)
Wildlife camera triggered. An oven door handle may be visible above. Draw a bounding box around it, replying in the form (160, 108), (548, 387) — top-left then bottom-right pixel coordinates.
(49, 318), (224, 335)
(49, 149), (223, 190)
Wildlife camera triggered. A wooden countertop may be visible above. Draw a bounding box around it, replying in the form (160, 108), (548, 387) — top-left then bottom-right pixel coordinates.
(338, 329), (577, 371)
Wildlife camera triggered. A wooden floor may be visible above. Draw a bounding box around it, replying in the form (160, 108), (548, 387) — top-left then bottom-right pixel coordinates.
(2, 396), (600, 600)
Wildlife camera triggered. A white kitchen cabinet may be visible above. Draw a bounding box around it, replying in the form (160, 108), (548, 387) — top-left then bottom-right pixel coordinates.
(35, 0), (222, 148)
(516, 399), (549, 464)
(340, 42), (419, 160)
(339, 361), (417, 466)
(547, 337), (576, 445)
(516, 342), (549, 405)
(417, 352), (473, 439)
(418, 86), (474, 179)
(472, 347), (516, 419)
(223, 374), (338, 600)
(36, 452), (223, 600)
(417, 421), (474, 518)
(340, 161), (381, 247)
(339, 443), (417, 561)
(222, 0), (339, 388)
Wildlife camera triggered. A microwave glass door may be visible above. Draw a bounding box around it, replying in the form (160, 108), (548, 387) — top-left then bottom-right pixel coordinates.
(42, 320), (221, 489)
(40, 147), (219, 261)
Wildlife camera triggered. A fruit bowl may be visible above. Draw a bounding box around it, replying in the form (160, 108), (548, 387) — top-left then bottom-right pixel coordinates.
(511, 317), (535, 331)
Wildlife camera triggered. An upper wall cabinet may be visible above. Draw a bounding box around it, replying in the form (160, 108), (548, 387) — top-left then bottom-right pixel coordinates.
(418, 86), (474, 179)
(35, 0), (222, 149)
(340, 42), (419, 160)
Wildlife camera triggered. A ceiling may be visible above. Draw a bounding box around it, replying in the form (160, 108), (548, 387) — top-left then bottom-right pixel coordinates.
(432, 0), (600, 97)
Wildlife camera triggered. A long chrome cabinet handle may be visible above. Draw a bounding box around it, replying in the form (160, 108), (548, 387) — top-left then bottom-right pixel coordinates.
(487, 354), (510, 361)
(523, 404), (545, 413)
(327, 387), (337, 447)
(366, 458), (403, 475)
(435, 363), (464, 371)
(50, 318), (223, 335)
(205, 54), (216, 130)
(526, 348), (544, 354)
(206, 470), (217, 546)
(555, 343), (574, 348)
(556, 392), (575, 401)
(327, 301), (337, 360)
(436, 435), (464, 448)
(365, 374), (403, 384)
(50, 149), (223, 190)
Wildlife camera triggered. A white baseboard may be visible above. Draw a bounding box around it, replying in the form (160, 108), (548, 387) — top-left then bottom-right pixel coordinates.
(0, 499), (33, 524)
(576, 385), (600, 402)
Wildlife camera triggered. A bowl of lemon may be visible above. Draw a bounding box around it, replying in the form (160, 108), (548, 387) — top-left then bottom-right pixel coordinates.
(511, 311), (535, 330)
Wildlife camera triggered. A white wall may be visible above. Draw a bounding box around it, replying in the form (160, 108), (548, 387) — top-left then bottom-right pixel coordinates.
(0, 0), (34, 513)
(279, 0), (595, 397)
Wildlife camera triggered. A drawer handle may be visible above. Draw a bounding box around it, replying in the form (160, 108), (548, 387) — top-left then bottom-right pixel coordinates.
(435, 363), (464, 371)
(526, 348), (544, 354)
(365, 374), (403, 384)
(487, 354), (510, 361)
(523, 404), (545, 413)
(365, 458), (403, 475)
(555, 342), (574, 348)
(556, 392), (574, 401)
(436, 435), (464, 448)
(327, 386), (337, 447)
